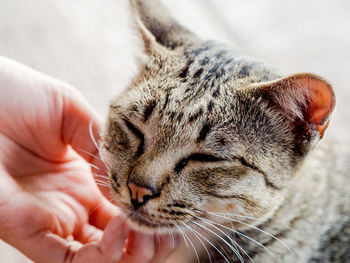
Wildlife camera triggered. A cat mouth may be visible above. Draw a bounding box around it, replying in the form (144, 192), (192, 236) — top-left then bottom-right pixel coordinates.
(127, 210), (175, 230)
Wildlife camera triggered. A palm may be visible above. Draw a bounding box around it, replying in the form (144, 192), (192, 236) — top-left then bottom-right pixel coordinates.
(0, 57), (176, 263)
(0, 132), (110, 251)
(0, 59), (116, 261)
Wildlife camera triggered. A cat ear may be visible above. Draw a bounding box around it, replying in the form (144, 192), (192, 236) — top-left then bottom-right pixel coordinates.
(129, 0), (196, 52)
(258, 73), (335, 139)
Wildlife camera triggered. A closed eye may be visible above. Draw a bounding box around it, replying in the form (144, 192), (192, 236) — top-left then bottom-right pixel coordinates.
(123, 119), (144, 157)
(174, 153), (224, 174)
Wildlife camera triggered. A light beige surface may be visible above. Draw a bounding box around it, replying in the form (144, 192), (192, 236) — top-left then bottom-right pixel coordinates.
(0, 0), (349, 262)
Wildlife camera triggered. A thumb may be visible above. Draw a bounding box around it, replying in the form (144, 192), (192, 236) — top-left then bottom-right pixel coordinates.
(18, 216), (128, 263)
(60, 86), (106, 171)
(71, 216), (129, 263)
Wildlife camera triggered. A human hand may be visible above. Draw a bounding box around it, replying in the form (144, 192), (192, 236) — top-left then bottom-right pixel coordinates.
(0, 57), (177, 263)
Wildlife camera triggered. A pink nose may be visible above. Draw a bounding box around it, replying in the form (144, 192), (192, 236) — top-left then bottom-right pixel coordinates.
(128, 182), (154, 209)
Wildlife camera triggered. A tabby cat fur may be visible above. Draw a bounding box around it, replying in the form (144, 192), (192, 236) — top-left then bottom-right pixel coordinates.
(102, 0), (350, 262)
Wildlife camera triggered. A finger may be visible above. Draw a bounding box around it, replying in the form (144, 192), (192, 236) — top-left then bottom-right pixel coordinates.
(89, 198), (120, 230)
(97, 216), (129, 259)
(74, 224), (103, 244)
(15, 231), (82, 263)
(69, 216), (129, 263)
(60, 86), (105, 170)
(151, 234), (179, 263)
(60, 87), (112, 200)
(15, 216), (128, 263)
(120, 231), (155, 263)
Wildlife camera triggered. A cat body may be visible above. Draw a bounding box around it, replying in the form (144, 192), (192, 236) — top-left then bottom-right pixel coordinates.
(102, 0), (350, 262)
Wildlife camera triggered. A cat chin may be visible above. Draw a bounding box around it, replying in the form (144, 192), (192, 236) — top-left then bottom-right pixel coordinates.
(126, 218), (178, 234)
(124, 211), (178, 234)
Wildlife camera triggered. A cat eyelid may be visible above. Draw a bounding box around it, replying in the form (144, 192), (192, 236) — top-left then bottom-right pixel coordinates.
(123, 119), (144, 157)
(123, 119), (143, 138)
(174, 153), (224, 174)
(187, 153), (224, 162)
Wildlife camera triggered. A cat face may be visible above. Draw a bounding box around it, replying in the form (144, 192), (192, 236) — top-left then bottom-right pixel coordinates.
(102, 0), (335, 233)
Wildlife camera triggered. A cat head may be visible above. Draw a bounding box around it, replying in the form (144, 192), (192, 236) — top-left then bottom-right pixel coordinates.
(102, 0), (335, 232)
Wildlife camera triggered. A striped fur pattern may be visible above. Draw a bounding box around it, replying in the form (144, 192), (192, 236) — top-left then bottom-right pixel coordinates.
(102, 0), (349, 262)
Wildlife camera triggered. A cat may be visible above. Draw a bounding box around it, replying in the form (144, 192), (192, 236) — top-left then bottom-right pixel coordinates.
(101, 0), (350, 262)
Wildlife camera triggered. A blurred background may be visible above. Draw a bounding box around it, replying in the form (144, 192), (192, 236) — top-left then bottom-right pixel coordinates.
(0, 0), (349, 261)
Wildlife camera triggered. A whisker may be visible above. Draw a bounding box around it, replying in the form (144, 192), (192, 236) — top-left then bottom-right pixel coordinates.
(197, 218), (243, 262)
(155, 231), (161, 247)
(181, 224), (200, 263)
(183, 223), (212, 263)
(204, 217), (273, 257)
(79, 149), (102, 162)
(169, 227), (176, 249)
(208, 211), (257, 221)
(94, 180), (110, 188)
(98, 143), (109, 169)
(89, 121), (100, 151)
(173, 222), (189, 249)
(87, 122), (111, 171)
(94, 178), (109, 183)
(94, 178), (109, 184)
(78, 149), (109, 174)
(196, 215), (261, 263)
(214, 240), (233, 263)
(191, 216), (245, 263)
(180, 221), (230, 263)
(93, 173), (109, 180)
(95, 184), (110, 189)
(207, 212), (291, 252)
(79, 150), (110, 177)
(228, 223), (241, 259)
(88, 199), (111, 218)
(86, 162), (102, 171)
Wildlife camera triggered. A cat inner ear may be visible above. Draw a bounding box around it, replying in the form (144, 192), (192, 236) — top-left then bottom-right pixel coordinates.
(259, 73), (335, 139)
(129, 0), (195, 52)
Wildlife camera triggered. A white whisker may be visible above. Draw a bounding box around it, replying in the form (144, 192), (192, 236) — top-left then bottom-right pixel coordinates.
(155, 232), (161, 247)
(89, 121), (100, 150)
(173, 222), (189, 249)
(228, 224), (241, 259)
(180, 221), (230, 263)
(215, 239), (233, 263)
(79, 149), (101, 162)
(208, 211), (257, 221)
(181, 224), (200, 263)
(98, 143), (109, 169)
(93, 173), (109, 180)
(207, 212), (291, 252)
(191, 217), (245, 263)
(85, 161), (102, 171)
(94, 179), (110, 188)
(199, 216), (246, 262)
(79, 149), (110, 175)
(207, 217), (273, 257)
(95, 183), (110, 187)
(183, 223), (212, 263)
(94, 180), (109, 185)
(198, 214), (273, 257)
(169, 227), (176, 249)
(175, 222), (201, 263)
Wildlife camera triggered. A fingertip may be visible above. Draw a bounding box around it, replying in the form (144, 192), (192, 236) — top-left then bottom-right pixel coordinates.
(99, 216), (128, 254)
(89, 198), (120, 230)
(124, 231), (155, 261)
(151, 233), (180, 263)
